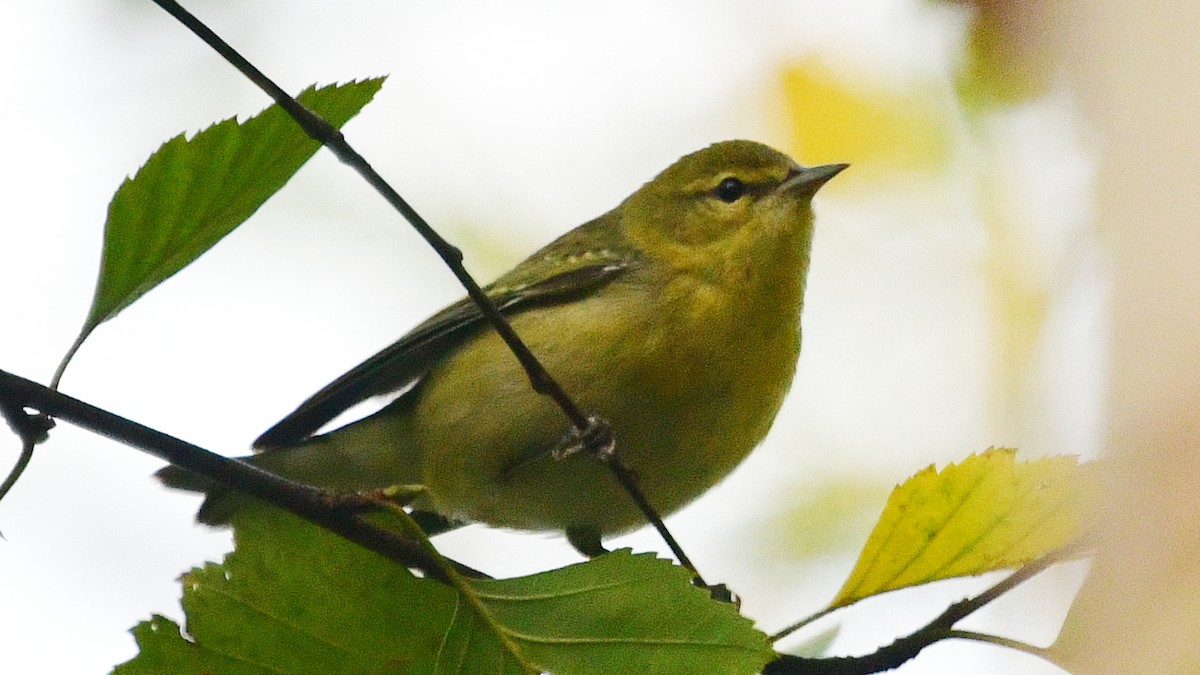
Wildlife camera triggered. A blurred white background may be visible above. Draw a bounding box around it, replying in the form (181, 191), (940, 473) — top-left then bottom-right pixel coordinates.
(0, 1), (1107, 672)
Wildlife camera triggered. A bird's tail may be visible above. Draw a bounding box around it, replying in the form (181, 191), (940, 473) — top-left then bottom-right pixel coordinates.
(156, 460), (252, 525)
(155, 446), (337, 525)
(157, 408), (425, 525)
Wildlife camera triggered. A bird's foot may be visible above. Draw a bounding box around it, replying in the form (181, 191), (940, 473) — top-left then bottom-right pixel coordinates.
(551, 415), (616, 462)
(566, 525), (609, 558)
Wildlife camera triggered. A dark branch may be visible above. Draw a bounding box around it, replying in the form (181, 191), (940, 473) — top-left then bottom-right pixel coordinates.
(146, 0), (691, 576)
(149, 0), (588, 431)
(0, 368), (483, 582)
(764, 546), (1083, 674)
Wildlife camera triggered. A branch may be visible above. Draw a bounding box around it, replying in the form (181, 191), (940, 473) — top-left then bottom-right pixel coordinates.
(0, 390), (53, 508)
(764, 546), (1081, 674)
(149, 0), (588, 431)
(0, 367), (483, 582)
(145, 0), (694, 576)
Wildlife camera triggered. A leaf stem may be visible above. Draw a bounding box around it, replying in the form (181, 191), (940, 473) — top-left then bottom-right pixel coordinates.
(768, 605), (838, 643)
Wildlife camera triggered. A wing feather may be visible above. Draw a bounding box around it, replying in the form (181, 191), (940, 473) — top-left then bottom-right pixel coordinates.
(252, 260), (633, 449)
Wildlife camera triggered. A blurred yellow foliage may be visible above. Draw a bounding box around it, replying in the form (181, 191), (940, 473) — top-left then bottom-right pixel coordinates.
(782, 60), (951, 178)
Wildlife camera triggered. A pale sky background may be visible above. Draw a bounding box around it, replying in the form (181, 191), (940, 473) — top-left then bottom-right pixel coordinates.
(0, 1), (1101, 673)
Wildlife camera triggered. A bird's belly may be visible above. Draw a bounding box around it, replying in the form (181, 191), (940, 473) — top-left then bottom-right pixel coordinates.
(414, 279), (800, 535)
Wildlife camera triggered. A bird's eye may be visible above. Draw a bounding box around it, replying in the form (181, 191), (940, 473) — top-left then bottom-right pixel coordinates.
(714, 177), (747, 203)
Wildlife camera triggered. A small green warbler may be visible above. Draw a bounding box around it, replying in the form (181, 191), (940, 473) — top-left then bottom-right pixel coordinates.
(159, 140), (844, 554)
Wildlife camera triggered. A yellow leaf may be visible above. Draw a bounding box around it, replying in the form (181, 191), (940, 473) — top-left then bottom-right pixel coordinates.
(830, 448), (1089, 609)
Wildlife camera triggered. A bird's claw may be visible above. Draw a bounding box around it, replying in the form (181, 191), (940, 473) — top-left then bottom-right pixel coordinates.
(551, 415), (616, 462)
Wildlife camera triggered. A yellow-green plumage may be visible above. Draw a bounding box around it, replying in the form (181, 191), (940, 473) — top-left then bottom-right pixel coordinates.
(158, 140), (844, 547)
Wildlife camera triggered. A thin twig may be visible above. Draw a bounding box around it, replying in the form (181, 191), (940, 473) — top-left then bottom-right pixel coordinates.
(0, 382), (54, 509)
(934, 544), (1084, 627)
(147, 0), (695, 575)
(149, 0), (588, 430)
(0, 439), (33, 513)
(606, 453), (703, 577)
(945, 630), (1055, 661)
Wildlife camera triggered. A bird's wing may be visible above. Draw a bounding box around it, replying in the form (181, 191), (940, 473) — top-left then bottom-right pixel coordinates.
(252, 256), (635, 449)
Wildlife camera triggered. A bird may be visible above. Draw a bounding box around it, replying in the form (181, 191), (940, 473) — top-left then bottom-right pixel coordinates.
(158, 140), (845, 556)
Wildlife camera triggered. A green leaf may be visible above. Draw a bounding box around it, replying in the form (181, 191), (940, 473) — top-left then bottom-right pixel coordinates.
(56, 78), (385, 384)
(469, 550), (774, 674)
(116, 508), (774, 675)
(117, 616), (266, 675)
(830, 448), (1091, 609)
(115, 507), (465, 675)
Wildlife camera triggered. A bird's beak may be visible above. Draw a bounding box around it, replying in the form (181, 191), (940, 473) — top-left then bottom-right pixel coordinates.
(784, 163), (849, 194)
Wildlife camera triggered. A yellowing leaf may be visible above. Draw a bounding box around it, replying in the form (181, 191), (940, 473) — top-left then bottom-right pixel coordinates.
(782, 60), (951, 176)
(830, 448), (1089, 609)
